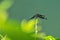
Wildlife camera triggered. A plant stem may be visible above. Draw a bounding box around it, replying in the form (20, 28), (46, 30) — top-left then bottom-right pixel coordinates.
(35, 18), (38, 40)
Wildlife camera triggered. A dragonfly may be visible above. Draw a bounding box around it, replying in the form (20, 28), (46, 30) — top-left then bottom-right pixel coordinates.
(30, 13), (47, 20)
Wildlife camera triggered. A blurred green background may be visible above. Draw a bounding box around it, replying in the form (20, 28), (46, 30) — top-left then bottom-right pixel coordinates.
(9, 0), (60, 38)
(0, 0), (60, 40)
